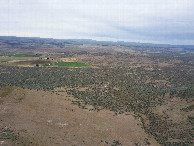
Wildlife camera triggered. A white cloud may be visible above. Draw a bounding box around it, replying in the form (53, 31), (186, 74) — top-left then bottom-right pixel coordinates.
(0, 0), (194, 44)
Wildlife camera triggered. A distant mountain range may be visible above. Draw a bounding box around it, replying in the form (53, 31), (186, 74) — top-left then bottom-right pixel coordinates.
(0, 36), (194, 49)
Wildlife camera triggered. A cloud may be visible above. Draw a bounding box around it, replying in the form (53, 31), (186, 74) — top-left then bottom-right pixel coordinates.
(0, 0), (194, 44)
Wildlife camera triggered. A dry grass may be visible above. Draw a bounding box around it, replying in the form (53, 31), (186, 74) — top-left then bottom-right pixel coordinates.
(0, 87), (159, 146)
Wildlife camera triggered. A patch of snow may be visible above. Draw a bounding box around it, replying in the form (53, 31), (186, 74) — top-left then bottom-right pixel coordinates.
(56, 123), (68, 127)
(47, 120), (52, 123)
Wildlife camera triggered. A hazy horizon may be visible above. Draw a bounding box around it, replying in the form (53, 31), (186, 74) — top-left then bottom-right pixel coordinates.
(1, 0), (194, 45)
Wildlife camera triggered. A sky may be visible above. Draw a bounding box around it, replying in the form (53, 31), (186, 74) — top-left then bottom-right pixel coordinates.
(0, 0), (194, 45)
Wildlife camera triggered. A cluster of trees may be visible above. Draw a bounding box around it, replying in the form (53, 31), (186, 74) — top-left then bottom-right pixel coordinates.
(0, 62), (193, 145)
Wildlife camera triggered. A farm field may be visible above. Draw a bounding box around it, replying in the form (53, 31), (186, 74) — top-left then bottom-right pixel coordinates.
(0, 37), (194, 146)
(0, 52), (91, 68)
(54, 61), (90, 67)
(7, 53), (30, 57)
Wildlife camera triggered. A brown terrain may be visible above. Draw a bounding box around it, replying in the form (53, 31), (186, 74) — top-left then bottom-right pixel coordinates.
(0, 37), (193, 146)
(0, 86), (159, 146)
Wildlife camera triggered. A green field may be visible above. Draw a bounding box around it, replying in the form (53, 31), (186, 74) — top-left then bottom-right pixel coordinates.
(54, 62), (90, 67)
(7, 53), (29, 57)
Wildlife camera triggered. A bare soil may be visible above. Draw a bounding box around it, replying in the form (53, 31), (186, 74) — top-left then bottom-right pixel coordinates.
(0, 87), (159, 146)
(13, 60), (52, 65)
